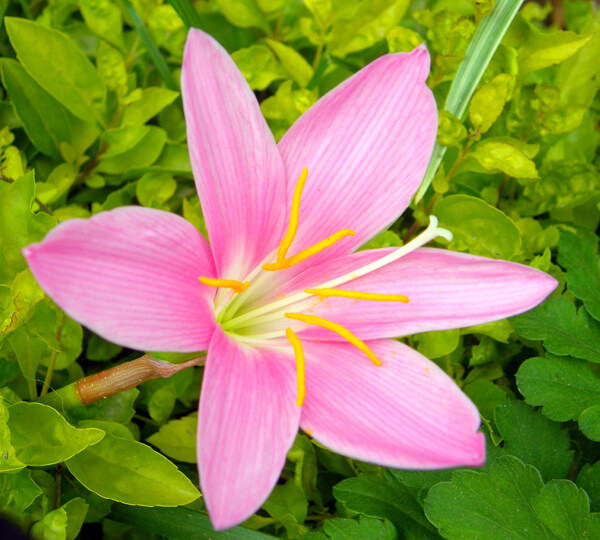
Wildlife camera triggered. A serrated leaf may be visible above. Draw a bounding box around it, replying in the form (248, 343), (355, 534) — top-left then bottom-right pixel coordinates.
(494, 398), (573, 480)
(323, 516), (397, 540)
(65, 433), (200, 506)
(578, 405), (600, 442)
(516, 355), (600, 422)
(7, 401), (104, 466)
(5, 18), (106, 124)
(577, 462), (600, 512)
(558, 231), (600, 322)
(512, 298), (600, 363)
(425, 455), (552, 539)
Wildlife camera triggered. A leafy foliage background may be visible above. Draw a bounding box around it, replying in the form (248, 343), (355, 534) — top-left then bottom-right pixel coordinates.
(0, 0), (599, 538)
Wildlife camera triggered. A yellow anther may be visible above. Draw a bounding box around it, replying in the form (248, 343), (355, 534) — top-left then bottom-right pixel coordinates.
(285, 328), (306, 407)
(198, 277), (250, 293)
(278, 167), (308, 262)
(264, 229), (355, 271)
(305, 288), (409, 303)
(284, 312), (382, 366)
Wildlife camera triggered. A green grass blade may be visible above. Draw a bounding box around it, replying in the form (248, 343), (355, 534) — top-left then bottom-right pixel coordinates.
(122, 0), (178, 91)
(415, 0), (524, 202)
(109, 503), (277, 539)
(165, 0), (207, 29)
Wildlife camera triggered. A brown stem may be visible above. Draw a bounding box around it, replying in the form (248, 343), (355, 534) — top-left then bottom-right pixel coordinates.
(39, 353), (206, 409)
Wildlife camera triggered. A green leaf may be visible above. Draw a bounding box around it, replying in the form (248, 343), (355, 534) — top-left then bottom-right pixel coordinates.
(146, 413), (196, 463)
(265, 39), (314, 88)
(518, 25), (593, 74)
(0, 398), (25, 472)
(558, 231), (600, 322)
(512, 298), (600, 364)
(323, 516), (397, 540)
(1, 269), (44, 338)
(214, 0), (269, 33)
(109, 503), (274, 539)
(531, 480), (593, 540)
(147, 384), (177, 425)
(0, 468), (42, 517)
(0, 58), (71, 160)
(0, 171), (55, 283)
(469, 137), (539, 179)
(79, 0), (124, 49)
(136, 172), (177, 209)
(494, 398), (573, 480)
(31, 497), (88, 540)
(65, 433), (200, 506)
(86, 334), (122, 362)
(5, 18), (106, 124)
(232, 44), (287, 90)
(415, 0), (523, 201)
(578, 405), (600, 442)
(435, 194), (521, 259)
(263, 479), (308, 536)
(7, 401), (104, 466)
(121, 87), (179, 126)
(469, 74), (514, 133)
(414, 329), (460, 359)
(425, 455), (552, 539)
(516, 355), (600, 422)
(386, 26), (423, 53)
(67, 388), (138, 424)
(333, 475), (436, 538)
(577, 462), (600, 512)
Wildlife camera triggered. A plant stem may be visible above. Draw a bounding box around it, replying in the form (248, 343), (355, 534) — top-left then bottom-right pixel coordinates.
(39, 353), (206, 410)
(40, 315), (65, 396)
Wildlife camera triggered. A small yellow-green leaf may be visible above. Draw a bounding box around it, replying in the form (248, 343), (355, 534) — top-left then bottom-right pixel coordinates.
(469, 137), (539, 179)
(265, 39), (313, 88)
(386, 26), (423, 53)
(435, 194), (521, 259)
(469, 74), (514, 133)
(232, 44), (287, 91)
(414, 329), (460, 359)
(79, 0), (124, 49)
(147, 414), (197, 463)
(7, 401), (104, 466)
(66, 434), (200, 506)
(121, 87), (179, 126)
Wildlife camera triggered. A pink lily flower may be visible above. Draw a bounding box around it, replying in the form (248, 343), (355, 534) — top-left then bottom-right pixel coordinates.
(23, 29), (556, 530)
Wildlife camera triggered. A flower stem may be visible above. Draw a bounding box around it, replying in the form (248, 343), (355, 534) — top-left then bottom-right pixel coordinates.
(38, 353), (206, 410)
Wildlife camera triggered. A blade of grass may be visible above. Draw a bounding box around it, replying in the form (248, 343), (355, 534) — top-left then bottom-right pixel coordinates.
(109, 503), (277, 539)
(122, 0), (178, 91)
(414, 0), (524, 202)
(166, 0), (207, 29)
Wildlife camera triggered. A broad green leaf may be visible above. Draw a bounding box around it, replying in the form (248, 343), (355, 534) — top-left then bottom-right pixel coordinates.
(147, 384), (176, 424)
(66, 433), (200, 506)
(463, 381), (507, 426)
(121, 87), (179, 126)
(232, 44), (287, 90)
(1, 269), (44, 338)
(518, 24), (593, 74)
(97, 126), (167, 174)
(263, 479), (308, 537)
(265, 39), (314, 88)
(578, 405), (600, 442)
(31, 497), (88, 540)
(0, 171), (55, 283)
(494, 398), (573, 480)
(512, 298), (600, 364)
(577, 462), (600, 512)
(67, 388), (139, 424)
(425, 456), (552, 539)
(0, 468), (42, 517)
(0, 398), (25, 472)
(7, 401), (104, 466)
(214, 0), (269, 32)
(469, 73), (514, 133)
(558, 231), (600, 322)
(146, 413), (196, 462)
(37, 163), (79, 205)
(414, 329), (460, 359)
(79, 0), (124, 49)
(1, 58), (71, 159)
(323, 516), (397, 540)
(416, 0), (523, 201)
(5, 18), (106, 124)
(532, 480), (593, 540)
(4, 328), (45, 401)
(136, 172), (177, 209)
(516, 355), (600, 422)
(85, 334), (122, 362)
(435, 194), (521, 259)
(334, 475), (437, 539)
(469, 137), (539, 179)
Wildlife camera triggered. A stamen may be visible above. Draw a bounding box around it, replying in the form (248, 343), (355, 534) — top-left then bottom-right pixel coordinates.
(285, 328), (305, 407)
(278, 168), (308, 262)
(305, 288), (409, 303)
(263, 229), (355, 271)
(285, 313), (382, 366)
(198, 277), (250, 293)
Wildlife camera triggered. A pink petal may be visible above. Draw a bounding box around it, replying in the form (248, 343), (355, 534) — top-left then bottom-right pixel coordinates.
(277, 46), (437, 267)
(198, 328), (300, 530)
(181, 29), (287, 280)
(277, 248), (557, 341)
(301, 339), (485, 469)
(23, 207), (216, 352)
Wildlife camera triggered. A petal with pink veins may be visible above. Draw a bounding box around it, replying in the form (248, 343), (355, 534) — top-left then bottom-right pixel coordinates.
(277, 46), (437, 268)
(181, 29), (287, 280)
(198, 328), (300, 530)
(300, 339), (485, 469)
(273, 248), (557, 341)
(23, 206), (216, 352)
